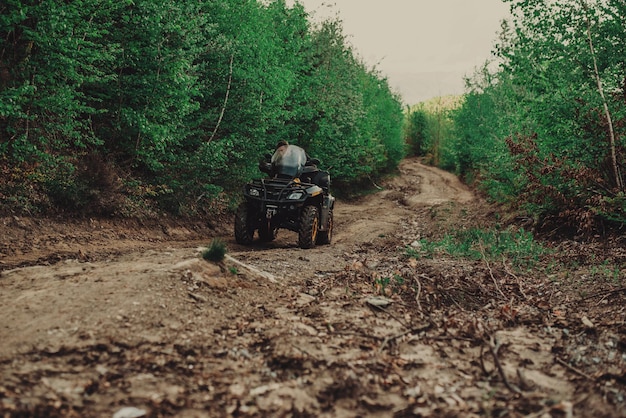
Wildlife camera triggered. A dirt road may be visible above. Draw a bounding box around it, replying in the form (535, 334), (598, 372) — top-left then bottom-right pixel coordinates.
(1, 158), (624, 417)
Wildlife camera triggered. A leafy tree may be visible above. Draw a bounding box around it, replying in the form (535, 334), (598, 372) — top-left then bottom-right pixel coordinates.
(405, 109), (428, 156)
(0, 0), (406, 215)
(0, 0), (123, 211)
(362, 70), (405, 172)
(299, 20), (404, 183)
(454, 0), (626, 233)
(405, 96), (461, 173)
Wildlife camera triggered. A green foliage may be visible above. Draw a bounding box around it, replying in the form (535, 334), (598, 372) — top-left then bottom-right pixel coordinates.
(202, 239), (228, 263)
(404, 96), (461, 169)
(373, 274), (405, 296)
(294, 19), (405, 185)
(404, 109), (428, 156)
(406, 227), (549, 269)
(451, 72), (522, 199)
(0, 0), (405, 216)
(449, 0), (626, 234)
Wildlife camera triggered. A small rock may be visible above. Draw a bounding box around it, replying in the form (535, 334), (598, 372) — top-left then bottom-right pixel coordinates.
(366, 296), (393, 308)
(297, 293), (317, 305)
(112, 407), (146, 418)
(229, 383), (246, 397)
(188, 292), (208, 303)
(404, 385), (421, 398)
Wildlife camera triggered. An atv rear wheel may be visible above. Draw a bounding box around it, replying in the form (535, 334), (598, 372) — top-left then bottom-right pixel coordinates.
(316, 210), (333, 245)
(298, 205), (319, 249)
(234, 202), (255, 244)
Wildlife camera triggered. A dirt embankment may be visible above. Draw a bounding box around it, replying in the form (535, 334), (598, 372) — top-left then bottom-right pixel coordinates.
(1, 158), (625, 417)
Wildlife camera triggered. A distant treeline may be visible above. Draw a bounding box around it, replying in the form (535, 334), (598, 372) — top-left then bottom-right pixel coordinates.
(0, 0), (404, 216)
(405, 0), (626, 236)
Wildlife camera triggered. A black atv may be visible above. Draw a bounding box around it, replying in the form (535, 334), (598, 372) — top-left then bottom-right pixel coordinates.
(234, 145), (334, 249)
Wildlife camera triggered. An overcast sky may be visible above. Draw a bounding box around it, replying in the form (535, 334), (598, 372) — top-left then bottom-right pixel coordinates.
(289, 0), (510, 105)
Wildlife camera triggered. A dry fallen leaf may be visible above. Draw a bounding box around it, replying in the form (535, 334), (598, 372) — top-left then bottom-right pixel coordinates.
(581, 315), (595, 329)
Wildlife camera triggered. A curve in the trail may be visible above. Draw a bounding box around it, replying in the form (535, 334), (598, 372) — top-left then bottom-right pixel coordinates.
(383, 158), (474, 207)
(333, 158), (475, 244)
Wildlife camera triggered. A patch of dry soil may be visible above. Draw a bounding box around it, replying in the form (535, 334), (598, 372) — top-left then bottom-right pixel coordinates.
(1, 158), (625, 417)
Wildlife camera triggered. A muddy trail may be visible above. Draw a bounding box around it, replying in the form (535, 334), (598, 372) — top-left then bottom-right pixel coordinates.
(1, 158), (625, 417)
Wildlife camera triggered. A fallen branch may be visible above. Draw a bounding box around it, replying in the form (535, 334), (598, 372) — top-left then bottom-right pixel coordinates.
(188, 292), (208, 303)
(578, 287), (626, 303)
(483, 335), (522, 394)
(368, 301), (409, 329)
(479, 344), (492, 377)
(367, 175), (383, 190)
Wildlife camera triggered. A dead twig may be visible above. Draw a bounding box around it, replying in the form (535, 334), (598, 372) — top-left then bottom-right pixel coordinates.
(479, 243), (507, 300)
(367, 175), (383, 190)
(479, 344), (494, 377)
(578, 287), (626, 303)
(417, 273), (434, 283)
(378, 322), (433, 354)
(447, 293), (465, 311)
(502, 257), (528, 301)
(413, 275), (423, 314)
(483, 335), (522, 394)
(369, 303), (409, 329)
(292, 344), (318, 360)
(429, 335), (476, 343)
(555, 357), (594, 381)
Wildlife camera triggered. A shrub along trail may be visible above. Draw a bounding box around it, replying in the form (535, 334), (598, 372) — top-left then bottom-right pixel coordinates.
(1, 158), (625, 417)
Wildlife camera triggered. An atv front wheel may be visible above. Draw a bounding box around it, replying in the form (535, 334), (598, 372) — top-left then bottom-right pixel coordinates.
(258, 221), (277, 242)
(316, 210), (333, 245)
(298, 205), (319, 249)
(234, 203), (255, 244)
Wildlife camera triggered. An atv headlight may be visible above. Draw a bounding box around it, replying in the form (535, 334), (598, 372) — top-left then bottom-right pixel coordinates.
(287, 191), (304, 200)
(248, 188), (260, 197)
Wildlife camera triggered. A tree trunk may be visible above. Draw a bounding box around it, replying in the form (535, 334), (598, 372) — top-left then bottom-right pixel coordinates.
(208, 54), (234, 143)
(580, 0), (623, 190)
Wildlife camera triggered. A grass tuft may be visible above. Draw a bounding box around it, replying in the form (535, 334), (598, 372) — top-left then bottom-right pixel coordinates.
(406, 227), (549, 269)
(202, 239), (227, 262)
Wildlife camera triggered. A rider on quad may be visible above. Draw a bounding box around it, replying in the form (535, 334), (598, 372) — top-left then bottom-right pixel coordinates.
(261, 140), (330, 192)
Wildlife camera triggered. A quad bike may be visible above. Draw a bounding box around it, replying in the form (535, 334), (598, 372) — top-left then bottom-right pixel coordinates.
(234, 145), (334, 249)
